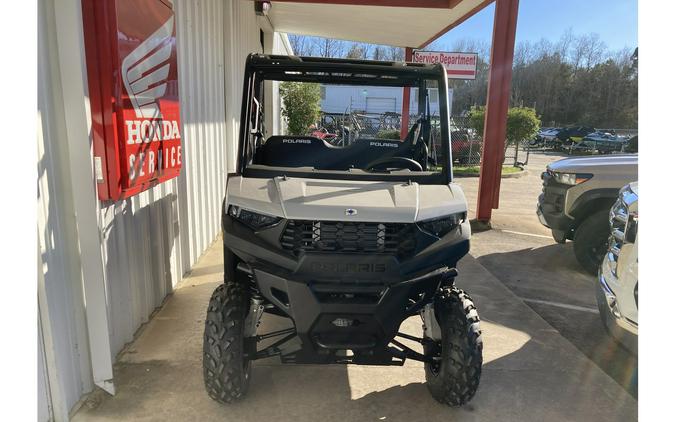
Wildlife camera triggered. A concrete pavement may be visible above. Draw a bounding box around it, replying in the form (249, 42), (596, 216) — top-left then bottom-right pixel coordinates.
(456, 152), (638, 398)
(73, 233), (637, 421)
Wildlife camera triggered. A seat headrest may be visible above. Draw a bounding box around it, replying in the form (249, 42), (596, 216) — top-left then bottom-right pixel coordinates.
(264, 135), (326, 148)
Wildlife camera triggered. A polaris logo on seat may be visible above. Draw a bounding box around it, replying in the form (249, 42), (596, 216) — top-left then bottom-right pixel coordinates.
(370, 141), (398, 148)
(282, 138), (312, 144)
(310, 262), (386, 273)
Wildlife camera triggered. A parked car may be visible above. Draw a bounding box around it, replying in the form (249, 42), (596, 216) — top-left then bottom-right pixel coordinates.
(536, 154), (638, 273)
(451, 129), (481, 164)
(203, 54), (483, 407)
(596, 182), (638, 354)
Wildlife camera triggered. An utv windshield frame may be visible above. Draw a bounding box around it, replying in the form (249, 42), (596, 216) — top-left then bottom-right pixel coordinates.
(236, 54), (454, 184)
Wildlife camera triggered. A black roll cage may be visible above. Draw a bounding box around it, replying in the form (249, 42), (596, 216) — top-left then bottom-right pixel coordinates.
(236, 54), (453, 184)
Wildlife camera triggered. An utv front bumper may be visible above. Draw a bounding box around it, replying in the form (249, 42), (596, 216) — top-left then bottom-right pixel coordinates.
(251, 265), (455, 364)
(222, 214), (470, 364)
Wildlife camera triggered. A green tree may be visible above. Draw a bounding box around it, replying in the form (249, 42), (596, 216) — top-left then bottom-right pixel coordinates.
(505, 107), (541, 146)
(279, 82), (321, 135)
(469, 106), (541, 160)
(376, 129), (401, 139)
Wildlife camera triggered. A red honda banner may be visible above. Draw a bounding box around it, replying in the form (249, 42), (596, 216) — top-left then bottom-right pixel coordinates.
(83, 0), (182, 201)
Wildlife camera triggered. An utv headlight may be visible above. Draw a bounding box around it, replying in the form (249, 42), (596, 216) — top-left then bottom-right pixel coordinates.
(417, 212), (466, 238)
(228, 205), (281, 230)
(551, 171), (593, 185)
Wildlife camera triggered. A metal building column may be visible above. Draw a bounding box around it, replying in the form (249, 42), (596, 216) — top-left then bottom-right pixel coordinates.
(400, 47), (413, 138)
(54, 0), (116, 395)
(476, 0), (519, 221)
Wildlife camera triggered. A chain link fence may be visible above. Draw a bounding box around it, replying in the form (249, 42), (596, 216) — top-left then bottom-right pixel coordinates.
(317, 112), (484, 166)
(316, 111), (637, 168)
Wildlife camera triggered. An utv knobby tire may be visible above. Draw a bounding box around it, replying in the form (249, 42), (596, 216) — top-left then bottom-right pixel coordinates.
(573, 210), (610, 274)
(203, 282), (251, 404)
(424, 287), (483, 407)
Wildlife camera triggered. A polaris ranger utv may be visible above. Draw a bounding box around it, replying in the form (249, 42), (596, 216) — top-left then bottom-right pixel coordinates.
(203, 54), (482, 406)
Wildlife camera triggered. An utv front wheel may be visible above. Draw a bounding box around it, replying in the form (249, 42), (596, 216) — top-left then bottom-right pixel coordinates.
(203, 282), (251, 404)
(424, 287), (483, 406)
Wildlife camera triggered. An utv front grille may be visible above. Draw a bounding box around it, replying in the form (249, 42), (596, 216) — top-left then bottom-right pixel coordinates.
(281, 220), (416, 258)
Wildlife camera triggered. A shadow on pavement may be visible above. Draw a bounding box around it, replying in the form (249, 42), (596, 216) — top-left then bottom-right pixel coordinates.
(474, 242), (638, 399)
(73, 245), (637, 422)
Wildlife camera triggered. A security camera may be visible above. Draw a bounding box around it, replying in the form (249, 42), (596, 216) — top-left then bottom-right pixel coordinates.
(255, 1), (271, 16)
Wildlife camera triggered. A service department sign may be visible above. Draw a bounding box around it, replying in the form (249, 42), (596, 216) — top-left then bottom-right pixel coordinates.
(412, 50), (478, 80)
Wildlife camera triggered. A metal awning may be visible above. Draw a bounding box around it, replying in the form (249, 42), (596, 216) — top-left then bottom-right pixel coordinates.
(266, 0), (493, 48)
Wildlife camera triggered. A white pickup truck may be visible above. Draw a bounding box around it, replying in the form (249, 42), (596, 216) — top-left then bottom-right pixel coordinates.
(596, 182), (638, 354)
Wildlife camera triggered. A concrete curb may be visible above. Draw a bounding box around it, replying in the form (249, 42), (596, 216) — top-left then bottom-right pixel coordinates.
(455, 169), (528, 179)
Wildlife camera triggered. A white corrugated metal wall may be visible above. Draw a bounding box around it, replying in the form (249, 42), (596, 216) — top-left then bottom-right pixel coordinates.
(38, 0), (291, 418)
(38, 0), (95, 418)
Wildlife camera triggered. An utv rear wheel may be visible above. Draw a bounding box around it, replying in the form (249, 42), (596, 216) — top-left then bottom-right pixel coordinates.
(203, 282), (251, 404)
(424, 287), (483, 406)
(573, 210), (610, 274)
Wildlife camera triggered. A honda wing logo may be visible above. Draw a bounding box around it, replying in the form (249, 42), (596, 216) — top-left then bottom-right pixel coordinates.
(120, 15), (182, 183)
(121, 16), (174, 119)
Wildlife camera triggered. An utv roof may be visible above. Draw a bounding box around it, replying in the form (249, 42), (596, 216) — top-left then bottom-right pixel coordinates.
(247, 54), (448, 86)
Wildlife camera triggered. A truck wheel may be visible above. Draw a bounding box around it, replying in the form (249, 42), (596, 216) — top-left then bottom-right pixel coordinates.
(203, 281), (251, 404)
(573, 210), (610, 274)
(551, 229), (567, 244)
(424, 287), (483, 407)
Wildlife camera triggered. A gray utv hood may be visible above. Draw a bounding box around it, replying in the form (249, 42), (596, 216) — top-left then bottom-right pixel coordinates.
(226, 176), (468, 223)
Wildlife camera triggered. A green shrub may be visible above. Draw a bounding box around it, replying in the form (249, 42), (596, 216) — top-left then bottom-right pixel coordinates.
(468, 106), (541, 148)
(279, 82), (321, 135)
(376, 129), (401, 140)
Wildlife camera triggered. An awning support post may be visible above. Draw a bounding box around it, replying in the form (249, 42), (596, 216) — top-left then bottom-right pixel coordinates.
(476, 0), (519, 221)
(400, 47), (413, 138)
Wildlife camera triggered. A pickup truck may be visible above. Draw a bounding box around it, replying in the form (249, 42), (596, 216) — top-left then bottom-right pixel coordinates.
(596, 182), (638, 353)
(536, 154), (638, 273)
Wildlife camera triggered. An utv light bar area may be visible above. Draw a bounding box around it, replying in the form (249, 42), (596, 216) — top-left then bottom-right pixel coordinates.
(246, 54), (448, 86)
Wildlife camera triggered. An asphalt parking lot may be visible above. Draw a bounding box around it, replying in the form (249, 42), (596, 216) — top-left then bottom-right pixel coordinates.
(457, 151), (638, 398)
(73, 151), (637, 421)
